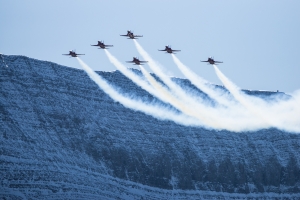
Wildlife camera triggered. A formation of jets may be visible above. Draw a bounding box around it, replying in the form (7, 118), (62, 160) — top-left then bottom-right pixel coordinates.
(63, 30), (223, 65)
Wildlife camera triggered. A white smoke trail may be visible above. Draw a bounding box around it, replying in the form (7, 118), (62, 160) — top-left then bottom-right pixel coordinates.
(171, 54), (233, 107)
(132, 41), (205, 105)
(104, 49), (162, 100)
(261, 91), (300, 132)
(133, 40), (225, 128)
(138, 66), (175, 104)
(213, 65), (300, 132)
(105, 46), (231, 129)
(76, 57), (202, 127)
(133, 40), (268, 131)
(213, 65), (275, 124)
(172, 54), (272, 131)
(139, 65), (209, 124)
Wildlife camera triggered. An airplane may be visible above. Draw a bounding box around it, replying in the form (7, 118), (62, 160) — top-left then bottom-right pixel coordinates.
(91, 41), (113, 49)
(126, 57), (148, 65)
(158, 45), (181, 54)
(62, 50), (85, 57)
(201, 57), (223, 65)
(120, 30), (143, 39)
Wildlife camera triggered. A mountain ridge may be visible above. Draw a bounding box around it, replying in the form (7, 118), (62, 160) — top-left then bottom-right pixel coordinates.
(1, 54), (299, 199)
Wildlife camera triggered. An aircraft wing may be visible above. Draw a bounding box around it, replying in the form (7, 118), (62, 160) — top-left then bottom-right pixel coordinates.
(158, 49), (167, 51)
(62, 54), (70, 55)
(105, 45), (113, 47)
(201, 61), (209, 62)
(215, 61), (223, 63)
(173, 50), (181, 52)
(91, 44), (99, 46)
(134, 35), (143, 37)
(76, 54), (85, 55)
(126, 61), (134, 63)
(139, 61), (148, 63)
(120, 34), (128, 36)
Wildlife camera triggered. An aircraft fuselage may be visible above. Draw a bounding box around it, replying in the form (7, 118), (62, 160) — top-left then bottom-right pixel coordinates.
(208, 60), (215, 64)
(128, 33), (135, 39)
(99, 44), (106, 49)
(166, 49), (173, 53)
(69, 52), (78, 57)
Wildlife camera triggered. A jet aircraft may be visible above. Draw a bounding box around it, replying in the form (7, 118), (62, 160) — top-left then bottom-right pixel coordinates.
(91, 41), (113, 49)
(62, 50), (85, 57)
(126, 57), (148, 65)
(120, 30), (143, 39)
(158, 45), (181, 54)
(201, 57), (223, 65)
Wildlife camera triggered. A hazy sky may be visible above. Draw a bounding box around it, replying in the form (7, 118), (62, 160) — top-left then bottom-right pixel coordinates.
(1, 0), (300, 93)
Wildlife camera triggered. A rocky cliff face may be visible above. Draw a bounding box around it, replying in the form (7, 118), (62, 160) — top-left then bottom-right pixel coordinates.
(0, 54), (299, 199)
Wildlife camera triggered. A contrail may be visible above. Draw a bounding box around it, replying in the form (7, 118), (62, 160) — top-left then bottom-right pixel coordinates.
(105, 46), (244, 130)
(171, 54), (233, 107)
(138, 65), (265, 131)
(133, 40), (268, 131)
(133, 40), (206, 107)
(104, 49), (162, 100)
(262, 90), (300, 132)
(213, 65), (300, 132)
(133, 40), (224, 128)
(171, 56), (269, 131)
(139, 65), (210, 124)
(213, 65), (273, 123)
(76, 57), (202, 127)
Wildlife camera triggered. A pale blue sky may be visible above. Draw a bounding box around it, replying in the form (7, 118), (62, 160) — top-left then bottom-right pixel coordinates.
(1, 0), (300, 93)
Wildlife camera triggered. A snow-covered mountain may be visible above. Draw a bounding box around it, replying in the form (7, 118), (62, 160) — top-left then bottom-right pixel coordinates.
(0, 54), (299, 199)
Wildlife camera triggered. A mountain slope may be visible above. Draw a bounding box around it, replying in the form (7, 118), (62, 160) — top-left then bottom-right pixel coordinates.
(0, 54), (299, 199)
